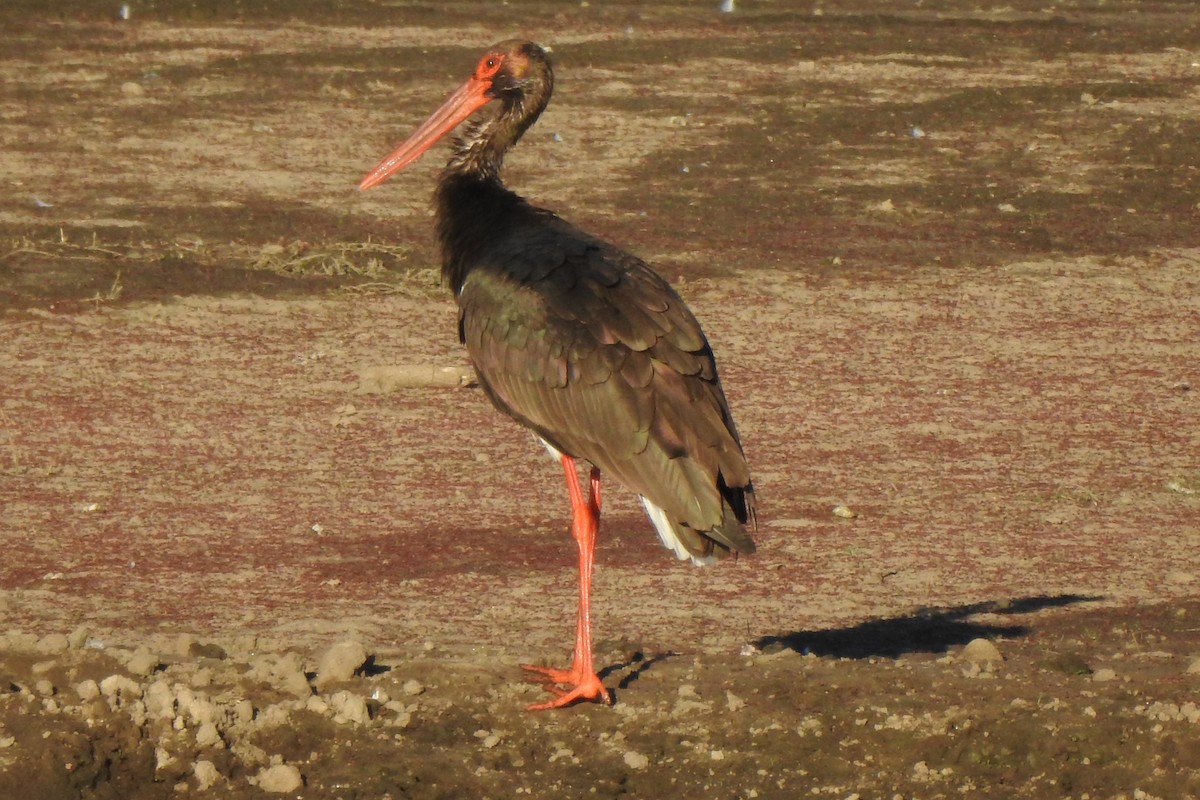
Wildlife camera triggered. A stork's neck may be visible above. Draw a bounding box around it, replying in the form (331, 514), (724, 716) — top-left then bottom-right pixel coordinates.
(435, 171), (531, 295)
(435, 75), (553, 293)
(444, 78), (550, 181)
(444, 117), (508, 182)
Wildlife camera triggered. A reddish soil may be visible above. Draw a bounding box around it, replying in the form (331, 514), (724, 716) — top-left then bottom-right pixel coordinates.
(1, 2), (1199, 798)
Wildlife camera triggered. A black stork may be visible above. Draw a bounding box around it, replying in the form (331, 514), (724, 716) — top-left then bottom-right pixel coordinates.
(359, 40), (756, 710)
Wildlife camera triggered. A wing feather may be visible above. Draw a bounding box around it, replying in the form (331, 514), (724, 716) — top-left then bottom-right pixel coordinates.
(456, 215), (755, 560)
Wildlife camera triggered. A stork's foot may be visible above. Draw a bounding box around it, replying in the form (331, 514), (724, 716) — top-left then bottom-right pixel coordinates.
(521, 663), (611, 710)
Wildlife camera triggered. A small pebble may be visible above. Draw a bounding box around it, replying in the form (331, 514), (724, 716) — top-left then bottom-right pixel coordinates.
(38, 633), (70, 654)
(316, 640), (368, 687)
(256, 764), (303, 793)
(961, 638), (1004, 667)
(329, 690), (370, 725)
(273, 653), (313, 698)
(176, 633), (197, 657)
(100, 674), (142, 701)
(193, 760), (221, 791)
(144, 680), (175, 719)
(190, 667), (214, 688)
(67, 626), (90, 650)
(195, 722), (223, 748)
(125, 647), (160, 676)
(1, 633), (39, 651)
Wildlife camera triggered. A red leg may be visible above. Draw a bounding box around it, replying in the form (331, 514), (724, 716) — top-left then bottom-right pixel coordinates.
(522, 456), (612, 710)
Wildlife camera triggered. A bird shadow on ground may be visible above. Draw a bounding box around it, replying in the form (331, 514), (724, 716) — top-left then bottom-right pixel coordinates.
(598, 650), (678, 704)
(754, 594), (1102, 659)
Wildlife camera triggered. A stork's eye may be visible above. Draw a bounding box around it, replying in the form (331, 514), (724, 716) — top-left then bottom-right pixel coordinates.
(477, 55), (503, 79)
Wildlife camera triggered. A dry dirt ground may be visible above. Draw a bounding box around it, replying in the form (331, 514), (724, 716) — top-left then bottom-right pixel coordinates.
(2, 1), (1200, 798)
